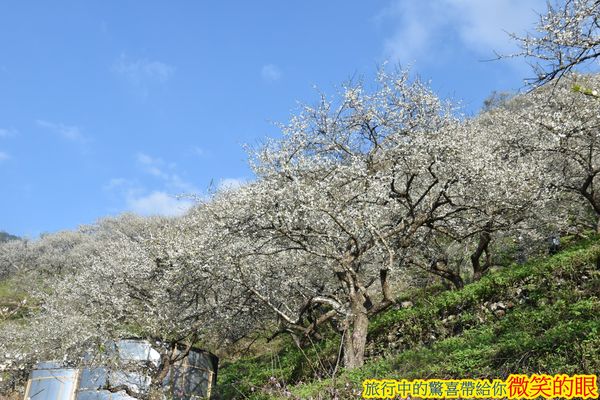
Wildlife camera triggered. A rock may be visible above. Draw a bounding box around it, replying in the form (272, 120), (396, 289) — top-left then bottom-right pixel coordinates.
(442, 314), (457, 324)
(400, 301), (414, 309)
(494, 309), (506, 318)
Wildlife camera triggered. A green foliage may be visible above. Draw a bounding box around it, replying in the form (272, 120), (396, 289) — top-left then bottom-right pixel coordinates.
(0, 278), (29, 322)
(370, 235), (600, 334)
(572, 84), (600, 98)
(217, 336), (342, 399)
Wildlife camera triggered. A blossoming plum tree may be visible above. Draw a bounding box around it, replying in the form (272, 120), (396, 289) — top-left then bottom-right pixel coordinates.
(199, 70), (481, 369)
(512, 0), (600, 86)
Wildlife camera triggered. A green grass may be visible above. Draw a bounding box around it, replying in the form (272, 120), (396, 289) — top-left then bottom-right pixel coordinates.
(217, 334), (343, 399)
(0, 278), (29, 322)
(216, 236), (600, 399)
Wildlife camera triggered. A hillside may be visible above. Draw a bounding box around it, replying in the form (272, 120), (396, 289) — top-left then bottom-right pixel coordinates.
(216, 236), (600, 399)
(1, 236), (598, 399)
(1, 236), (598, 400)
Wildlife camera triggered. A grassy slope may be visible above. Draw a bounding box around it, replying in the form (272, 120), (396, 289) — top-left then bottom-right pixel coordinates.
(216, 238), (600, 399)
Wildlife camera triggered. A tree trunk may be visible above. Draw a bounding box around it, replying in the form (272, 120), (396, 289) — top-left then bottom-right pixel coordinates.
(342, 292), (369, 369)
(449, 273), (465, 290)
(472, 231), (491, 281)
(431, 259), (464, 290)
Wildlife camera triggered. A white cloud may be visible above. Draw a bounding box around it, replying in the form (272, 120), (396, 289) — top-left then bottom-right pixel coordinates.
(112, 54), (175, 85)
(381, 3), (437, 65)
(447, 0), (544, 54)
(191, 146), (206, 158)
(104, 178), (196, 217)
(218, 177), (246, 191)
(136, 152), (170, 180)
(126, 191), (194, 217)
(103, 178), (128, 191)
(379, 0), (544, 64)
(104, 153), (201, 217)
(105, 154), (247, 217)
(36, 120), (89, 143)
(0, 128), (17, 138)
(136, 152), (197, 193)
(0, 151), (9, 162)
(261, 64), (282, 82)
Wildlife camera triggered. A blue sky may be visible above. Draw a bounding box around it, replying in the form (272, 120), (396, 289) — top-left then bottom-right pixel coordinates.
(0, 0), (545, 238)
